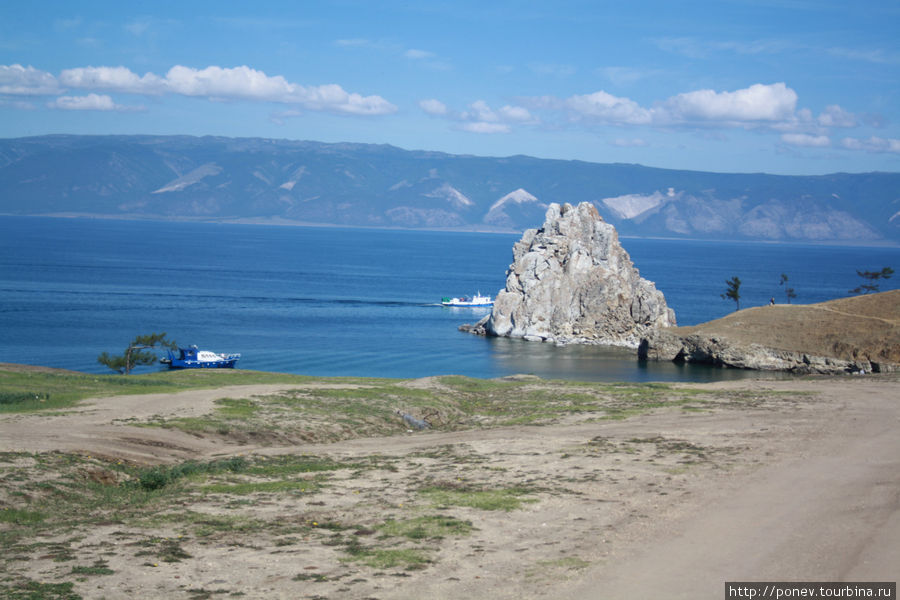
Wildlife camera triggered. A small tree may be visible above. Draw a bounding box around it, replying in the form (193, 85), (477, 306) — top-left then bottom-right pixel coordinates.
(98, 332), (178, 374)
(779, 273), (797, 304)
(849, 266), (894, 295)
(721, 276), (742, 311)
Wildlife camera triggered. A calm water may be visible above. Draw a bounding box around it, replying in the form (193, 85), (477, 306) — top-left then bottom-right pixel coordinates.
(0, 216), (897, 382)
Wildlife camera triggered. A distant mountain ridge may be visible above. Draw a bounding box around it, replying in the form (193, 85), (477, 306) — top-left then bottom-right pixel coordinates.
(1, 134), (898, 243)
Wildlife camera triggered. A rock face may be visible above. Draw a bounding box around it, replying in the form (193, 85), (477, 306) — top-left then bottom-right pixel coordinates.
(639, 330), (896, 374)
(481, 202), (676, 347)
(638, 291), (900, 374)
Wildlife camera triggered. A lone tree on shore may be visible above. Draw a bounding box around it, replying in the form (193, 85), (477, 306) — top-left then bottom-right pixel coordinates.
(98, 332), (178, 374)
(721, 276), (742, 311)
(779, 273), (797, 304)
(849, 267), (894, 295)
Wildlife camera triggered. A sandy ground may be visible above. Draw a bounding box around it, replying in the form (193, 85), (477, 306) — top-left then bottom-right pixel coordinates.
(1, 375), (898, 599)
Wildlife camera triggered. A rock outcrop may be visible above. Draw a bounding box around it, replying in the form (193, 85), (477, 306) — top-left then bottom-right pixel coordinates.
(639, 330), (895, 374)
(639, 291), (900, 374)
(470, 202), (676, 347)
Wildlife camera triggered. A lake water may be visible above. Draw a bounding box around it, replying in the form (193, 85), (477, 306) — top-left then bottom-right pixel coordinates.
(0, 216), (897, 382)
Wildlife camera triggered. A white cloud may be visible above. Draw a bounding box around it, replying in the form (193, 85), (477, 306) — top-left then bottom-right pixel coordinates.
(163, 65), (292, 99)
(48, 93), (141, 112)
(565, 91), (652, 125)
(3, 62), (397, 116)
(419, 98), (448, 116)
(551, 83), (808, 132)
(0, 64), (61, 95)
(59, 64), (397, 116)
(781, 133), (831, 148)
(420, 98), (530, 134)
(817, 104), (857, 128)
(498, 105), (533, 122)
(461, 100), (497, 123)
(661, 83), (797, 123)
(840, 136), (900, 153)
(60, 66), (165, 94)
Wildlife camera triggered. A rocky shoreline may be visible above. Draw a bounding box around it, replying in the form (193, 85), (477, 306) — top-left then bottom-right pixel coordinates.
(638, 330), (897, 374)
(638, 291), (900, 374)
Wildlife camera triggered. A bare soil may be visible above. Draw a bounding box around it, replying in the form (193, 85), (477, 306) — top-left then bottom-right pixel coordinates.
(1, 373), (898, 599)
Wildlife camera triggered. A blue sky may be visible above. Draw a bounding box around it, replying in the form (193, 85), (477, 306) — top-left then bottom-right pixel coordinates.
(1, 0), (898, 175)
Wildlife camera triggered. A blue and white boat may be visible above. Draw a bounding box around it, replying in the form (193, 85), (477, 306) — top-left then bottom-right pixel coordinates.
(441, 292), (494, 307)
(161, 345), (241, 369)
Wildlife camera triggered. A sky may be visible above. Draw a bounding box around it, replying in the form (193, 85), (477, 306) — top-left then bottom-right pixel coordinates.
(1, 0), (898, 175)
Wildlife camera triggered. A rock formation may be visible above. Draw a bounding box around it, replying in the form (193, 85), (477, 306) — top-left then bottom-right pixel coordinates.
(639, 330), (892, 374)
(470, 202), (676, 347)
(639, 291), (900, 374)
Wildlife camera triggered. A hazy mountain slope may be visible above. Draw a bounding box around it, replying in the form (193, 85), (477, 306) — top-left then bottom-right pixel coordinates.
(0, 134), (897, 242)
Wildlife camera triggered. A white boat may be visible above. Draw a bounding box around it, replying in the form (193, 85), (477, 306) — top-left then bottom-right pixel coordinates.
(441, 292), (493, 307)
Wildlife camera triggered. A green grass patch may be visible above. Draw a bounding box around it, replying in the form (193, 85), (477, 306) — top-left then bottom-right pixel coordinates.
(202, 479), (319, 495)
(150, 511), (264, 538)
(70, 561), (114, 576)
(130, 456), (248, 491)
(293, 572), (330, 582)
(0, 367), (314, 413)
(0, 579), (82, 600)
(133, 536), (193, 563)
(378, 515), (475, 540)
(419, 483), (537, 511)
(0, 508), (46, 525)
(343, 542), (431, 570)
(0, 452), (354, 543)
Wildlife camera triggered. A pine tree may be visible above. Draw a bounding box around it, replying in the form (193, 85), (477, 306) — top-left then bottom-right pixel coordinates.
(721, 276), (742, 311)
(849, 267), (894, 294)
(779, 273), (797, 304)
(98, 332), (178, 374)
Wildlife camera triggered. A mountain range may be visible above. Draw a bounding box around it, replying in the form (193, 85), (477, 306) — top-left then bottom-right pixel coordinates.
(1, 134), (898, 243)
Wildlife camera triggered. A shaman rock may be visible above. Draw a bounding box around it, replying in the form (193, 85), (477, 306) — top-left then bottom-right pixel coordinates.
(484, 202), (676, 347)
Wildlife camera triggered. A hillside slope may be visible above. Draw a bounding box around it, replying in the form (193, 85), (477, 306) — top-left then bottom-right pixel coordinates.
(640, 290), (900, 372)
(1, 134), (898, 242)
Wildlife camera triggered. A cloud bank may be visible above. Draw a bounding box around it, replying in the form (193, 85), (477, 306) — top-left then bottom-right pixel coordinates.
(2, 63), (397, 116)
(420, 82), (899, 154)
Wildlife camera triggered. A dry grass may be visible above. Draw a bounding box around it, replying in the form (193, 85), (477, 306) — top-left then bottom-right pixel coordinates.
(671, 290), (900, 364)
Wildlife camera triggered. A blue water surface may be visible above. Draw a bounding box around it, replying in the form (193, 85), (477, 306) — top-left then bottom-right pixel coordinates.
(0, 216), (896, 382)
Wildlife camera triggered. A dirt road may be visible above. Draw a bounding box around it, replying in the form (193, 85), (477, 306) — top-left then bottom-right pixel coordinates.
(1, 376), (897, 599)
(561, 378), (900, 599)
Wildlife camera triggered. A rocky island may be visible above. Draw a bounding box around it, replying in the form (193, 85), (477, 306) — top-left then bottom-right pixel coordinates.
(463, 202), (676, 346)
